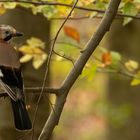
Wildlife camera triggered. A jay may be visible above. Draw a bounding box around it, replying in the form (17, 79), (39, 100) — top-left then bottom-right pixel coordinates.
(0, 25), (32, 130)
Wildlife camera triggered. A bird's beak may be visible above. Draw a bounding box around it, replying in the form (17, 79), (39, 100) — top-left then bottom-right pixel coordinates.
(13, 31), (23, 37)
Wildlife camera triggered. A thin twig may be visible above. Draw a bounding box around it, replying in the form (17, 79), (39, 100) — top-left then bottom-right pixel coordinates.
(56, 41), (82, 49)
(0, 87), (60, 98)
(97, 68), (139, 79)
(53, 50), (75, 64)
(37, 0), (79, 140)
(25, 87), (60, 94)
(50, 16), (101, 20)
(31, 0), (80, 140)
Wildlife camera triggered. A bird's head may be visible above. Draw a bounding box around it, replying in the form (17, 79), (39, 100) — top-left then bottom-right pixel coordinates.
(0, 25), (23, 41)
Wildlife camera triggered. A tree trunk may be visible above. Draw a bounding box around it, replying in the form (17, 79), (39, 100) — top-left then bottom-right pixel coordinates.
(107, 20), (140, 140)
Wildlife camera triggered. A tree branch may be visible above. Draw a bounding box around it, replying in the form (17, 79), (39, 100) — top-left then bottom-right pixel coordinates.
(0, 87), (60, 98)
(37, 0), (121, 140)
(1, 0), (140, 20)
(34, 0), (79, 140)
(25, 87), (60, 94)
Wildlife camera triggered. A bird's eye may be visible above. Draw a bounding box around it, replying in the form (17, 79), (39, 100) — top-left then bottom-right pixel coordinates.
(4, 30), (12, 41)
(5, 30), (10, 35)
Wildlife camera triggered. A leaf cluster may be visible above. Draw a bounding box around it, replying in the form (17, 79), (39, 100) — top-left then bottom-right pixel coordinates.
(0, 0), (140, 86)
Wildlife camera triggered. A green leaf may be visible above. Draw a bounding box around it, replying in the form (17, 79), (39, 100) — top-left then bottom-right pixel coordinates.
(0, 6), (6, 15)
(123, 2), (138, 25)
(18, 2), (34, 8)
(110, 51), (121, 69)
(41, 6), (57, 18)
(81, 64), (97, 81)
(55, 42), (79, 57)
(95, 1), (106, 10)
(31, 5), (57, 18)
(3, 2), (17, 9)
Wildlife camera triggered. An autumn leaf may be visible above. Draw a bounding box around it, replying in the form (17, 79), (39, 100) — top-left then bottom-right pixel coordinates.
(57, 0), (72, 4)
(131, 71), (140, 86)
(0, 6), (6, 15)
(101, 52), (112, 67)
(64, 26), (80, 43)
(125, 60), (139, 72)
(26, 37), (45, 48)
(19, 37), (47, 69)
(33, 54), (47, 69)
(78, 0), (94, 6)
(56, 0), (73, 16)
(20, 54), (33, 63)
(131, 78), (140, 86)
(19, 45), (35, 54)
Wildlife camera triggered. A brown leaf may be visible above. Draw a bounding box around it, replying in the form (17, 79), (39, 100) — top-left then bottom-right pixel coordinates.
(101, 52), (112, 66)
(64, 26), (80, 43)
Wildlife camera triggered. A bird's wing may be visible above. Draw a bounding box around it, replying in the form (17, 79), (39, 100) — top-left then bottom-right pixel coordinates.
(0, 67), (23, 101)
(0, 78), (17, 101)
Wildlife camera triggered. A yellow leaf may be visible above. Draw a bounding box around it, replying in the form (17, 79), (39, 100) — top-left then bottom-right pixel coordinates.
(57, 0), (73, 4)
(56, 0), (73, 16)
(0, 6), (6, 15)
(19, 46), (44, 55)
(19, 45), (33, 54)
(27, 37), (45, 48)
(131, 71), (140, 86)
(125, 60), (139, 71)
(131, 78), (140, 86)
(33, 54), (47, 69)
(19, 37), (47, 68)
(33, 47), (44, 54)
(78, 0), (94, 6)
(55, 55), (63, 61)
(20, 54), (33, 63)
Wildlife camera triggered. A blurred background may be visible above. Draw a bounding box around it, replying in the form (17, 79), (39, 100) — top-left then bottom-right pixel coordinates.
(0, 1), (140, 140)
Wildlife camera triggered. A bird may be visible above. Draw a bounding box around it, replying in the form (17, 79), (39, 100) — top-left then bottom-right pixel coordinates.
(0, 25), (32, 130)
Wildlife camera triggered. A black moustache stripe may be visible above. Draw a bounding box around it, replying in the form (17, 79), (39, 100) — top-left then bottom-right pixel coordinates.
(4, 35), (12, 41)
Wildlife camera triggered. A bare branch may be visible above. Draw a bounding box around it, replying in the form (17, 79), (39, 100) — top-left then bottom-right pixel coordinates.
(37, 0), (121, 140)
(0, 87), (60, 98)
(53, 50), (75, 64)
(35, 1), (79, 140)
(50, 16), (102, 20)
(25, 87), (60, 95)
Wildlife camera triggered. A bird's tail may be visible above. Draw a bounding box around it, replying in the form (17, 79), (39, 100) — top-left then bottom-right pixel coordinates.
(11, 99), (32, 130)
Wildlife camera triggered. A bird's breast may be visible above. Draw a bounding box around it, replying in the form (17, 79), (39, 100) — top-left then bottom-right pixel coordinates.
(0, 42), (20, 68)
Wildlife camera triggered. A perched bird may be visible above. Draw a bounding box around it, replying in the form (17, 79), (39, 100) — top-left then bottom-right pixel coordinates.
(0, 25), (32, 130)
